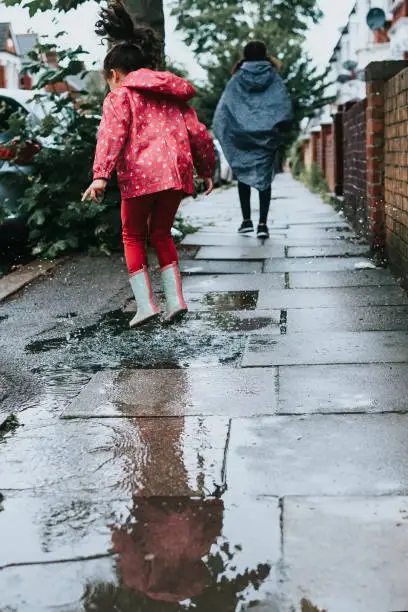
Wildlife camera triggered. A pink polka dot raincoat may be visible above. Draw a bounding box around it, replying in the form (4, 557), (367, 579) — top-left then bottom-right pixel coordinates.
(93, 69), (216, 199)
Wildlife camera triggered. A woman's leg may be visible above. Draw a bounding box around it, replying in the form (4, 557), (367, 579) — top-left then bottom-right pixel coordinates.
(121, 195), (154, 275)
(259, 186), (272, 225)
(148, 190), (183, 267)
(238, 182), (251, 220)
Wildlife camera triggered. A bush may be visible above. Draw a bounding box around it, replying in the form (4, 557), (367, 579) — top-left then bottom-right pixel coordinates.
(290, 140), (304, 179)
(4, 43), (123, 259)
(304, 163), (329, 194)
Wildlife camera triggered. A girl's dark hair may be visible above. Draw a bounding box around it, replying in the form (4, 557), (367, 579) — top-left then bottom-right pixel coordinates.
(95, 1), (164, 77)
(232, 40), (282, 74)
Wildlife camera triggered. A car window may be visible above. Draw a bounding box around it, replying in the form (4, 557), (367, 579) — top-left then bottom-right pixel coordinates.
(0, 97), (27, 133)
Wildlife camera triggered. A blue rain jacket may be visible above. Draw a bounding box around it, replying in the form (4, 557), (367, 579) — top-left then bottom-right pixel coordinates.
(213, 61), (293, 191)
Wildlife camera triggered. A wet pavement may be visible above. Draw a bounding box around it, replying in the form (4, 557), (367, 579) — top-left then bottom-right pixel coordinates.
(1, 173), (408, 611)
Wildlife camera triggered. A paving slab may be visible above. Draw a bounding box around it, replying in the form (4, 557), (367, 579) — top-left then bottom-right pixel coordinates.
(283, 496), (408, 612)
(242, 331), (408, 367)
(182, 273), (285, 292)
(256, 286), (408, 310)
(284, 238), (365, 247)
(195, 245), (285, 260)
(0, 260), (57, 302)
(285, 219), (349, 227)
(199, 225), (288, 235)
(278, 364), (408, 413)
(0, 417), (229, 496)
(182, 233), (285, 246)
(0, 495), (280, 609)
(64, 367), (278, 418)
(228, 415), (408, 496)
(181, 260), (263, 274)
(286, 227), (353, 239)
(285, 305), (408, 332)
(183, 310), (281, 335)
(289, 269), (398, 288)
(187, 290), (260, 312)
(264, 257), (376, 273)
(287, 244), (369, 258)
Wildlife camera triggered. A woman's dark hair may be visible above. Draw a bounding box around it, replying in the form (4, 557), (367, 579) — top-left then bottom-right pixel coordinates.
(244, 40), (268, 61)
(95, 1), (164, 77)
(232, 40), (281, 74)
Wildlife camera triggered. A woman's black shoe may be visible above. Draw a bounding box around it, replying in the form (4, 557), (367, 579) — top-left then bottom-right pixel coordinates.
(238, 220), (254, 234)
(257, 224), (270, 239)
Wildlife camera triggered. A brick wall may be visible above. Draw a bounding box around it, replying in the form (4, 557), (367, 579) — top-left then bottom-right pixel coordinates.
(303, 139), (313, 170)
(342, 100), (368, 236)
(384, 67), (408, 278)
(322, 124), (335, 192)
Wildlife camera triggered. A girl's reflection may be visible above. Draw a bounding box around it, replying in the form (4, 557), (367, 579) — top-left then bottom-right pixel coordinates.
(112, 496), (224, 602)
(112, 369), (225, 602)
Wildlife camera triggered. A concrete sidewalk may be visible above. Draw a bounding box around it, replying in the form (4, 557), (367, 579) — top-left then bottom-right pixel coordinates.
(1, 174), (408, 611)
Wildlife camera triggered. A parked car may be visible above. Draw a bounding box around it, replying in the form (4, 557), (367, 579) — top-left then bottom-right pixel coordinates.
(0, 89), (48, 256)
(195, 136), (233, 193)
(213, 137), (233, 185)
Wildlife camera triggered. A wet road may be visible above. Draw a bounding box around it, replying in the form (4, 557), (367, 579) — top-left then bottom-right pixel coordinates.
(1, 174), (408, 611)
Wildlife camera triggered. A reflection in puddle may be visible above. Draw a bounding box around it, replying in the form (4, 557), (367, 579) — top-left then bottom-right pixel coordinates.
(81, 495), (272, 611)
(204, 291), (259, 312)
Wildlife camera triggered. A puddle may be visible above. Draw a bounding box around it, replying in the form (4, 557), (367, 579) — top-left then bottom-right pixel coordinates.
(0, 315), (9, 323)
(0, 493), (276, 611)
(24, 309), (245, 371)
(0, 410), (279, 609)
(81, 496), (273, 610)
(204, 291), (258, 311)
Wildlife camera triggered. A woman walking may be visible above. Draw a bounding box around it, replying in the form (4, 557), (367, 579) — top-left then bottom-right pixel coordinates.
(213, 41), (292, 239)
(82, 1), (215, 328)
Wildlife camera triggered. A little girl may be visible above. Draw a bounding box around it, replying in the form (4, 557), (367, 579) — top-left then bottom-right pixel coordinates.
(82, 1), (215, 327)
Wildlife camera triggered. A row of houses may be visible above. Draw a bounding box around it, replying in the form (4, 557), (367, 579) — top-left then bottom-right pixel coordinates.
(299, 1), (408, 284)
(302, 0), (408, 190)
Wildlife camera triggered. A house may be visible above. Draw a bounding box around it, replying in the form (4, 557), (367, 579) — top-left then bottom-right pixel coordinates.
(0, 23), (22, 89)
(329, 0), (408, 105)
(16, 32), (38, 90)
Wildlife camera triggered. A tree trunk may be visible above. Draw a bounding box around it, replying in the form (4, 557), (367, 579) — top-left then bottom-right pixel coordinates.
(123, 0), (165, 41)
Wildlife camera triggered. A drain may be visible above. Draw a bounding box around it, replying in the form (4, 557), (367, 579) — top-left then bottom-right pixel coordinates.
(280, 310), (287, 334)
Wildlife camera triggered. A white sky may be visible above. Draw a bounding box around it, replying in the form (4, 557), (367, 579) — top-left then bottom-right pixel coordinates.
(0, 0), (356, 80)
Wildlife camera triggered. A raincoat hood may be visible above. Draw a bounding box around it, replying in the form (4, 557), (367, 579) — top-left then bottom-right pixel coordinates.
(237, 61), (277, 92)
(122, 68), (196, 102)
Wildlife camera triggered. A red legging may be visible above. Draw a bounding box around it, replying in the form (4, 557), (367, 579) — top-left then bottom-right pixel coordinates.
(121, 190), (184, 275)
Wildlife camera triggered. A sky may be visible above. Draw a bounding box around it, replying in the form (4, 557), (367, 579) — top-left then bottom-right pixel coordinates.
(0, 0), (356, 80)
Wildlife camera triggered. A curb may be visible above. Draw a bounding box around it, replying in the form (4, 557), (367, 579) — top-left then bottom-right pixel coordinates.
(0, 259), (60, 303)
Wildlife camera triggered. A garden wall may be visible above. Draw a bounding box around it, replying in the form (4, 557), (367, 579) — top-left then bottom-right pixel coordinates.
(342, 100), (368, 236)
(384, 67), (408, 279)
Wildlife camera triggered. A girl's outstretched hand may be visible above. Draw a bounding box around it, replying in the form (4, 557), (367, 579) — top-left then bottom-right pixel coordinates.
(82, 179), (108, 203)
(204, 178), (213, 196)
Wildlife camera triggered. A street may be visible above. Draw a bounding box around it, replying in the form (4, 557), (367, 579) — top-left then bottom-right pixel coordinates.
(1, 173), (408, 611)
